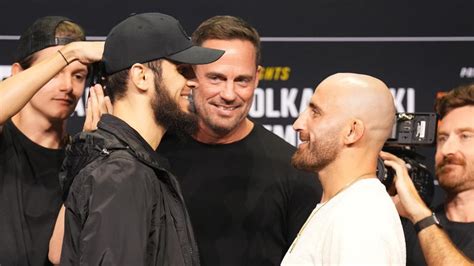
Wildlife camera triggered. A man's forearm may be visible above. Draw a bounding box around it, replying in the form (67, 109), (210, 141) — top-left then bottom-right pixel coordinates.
(418, 225), (473, 266)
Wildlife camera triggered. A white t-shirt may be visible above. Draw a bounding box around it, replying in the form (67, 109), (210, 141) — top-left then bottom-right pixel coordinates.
(281, 178), (406, 265)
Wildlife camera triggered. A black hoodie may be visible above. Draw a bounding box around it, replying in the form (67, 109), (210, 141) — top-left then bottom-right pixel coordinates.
(60, 114), (199, 266)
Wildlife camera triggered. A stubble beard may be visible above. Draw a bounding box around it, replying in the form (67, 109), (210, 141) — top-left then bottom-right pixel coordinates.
(291, 136), (340, 173)
(197, 102), (249, 136)
(436, 155), (474, 194)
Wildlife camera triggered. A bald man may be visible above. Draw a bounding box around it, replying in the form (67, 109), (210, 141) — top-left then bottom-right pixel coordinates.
(281, 73), (406, 265)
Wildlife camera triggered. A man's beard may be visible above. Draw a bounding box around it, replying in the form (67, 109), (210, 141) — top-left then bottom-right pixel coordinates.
(291, 135), (340, 173)
(436, 154), (474, 194)
(151, 77), (198, 137)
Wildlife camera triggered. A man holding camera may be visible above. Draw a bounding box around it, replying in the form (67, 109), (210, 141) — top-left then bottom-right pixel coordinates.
(381, 83), (474, 265)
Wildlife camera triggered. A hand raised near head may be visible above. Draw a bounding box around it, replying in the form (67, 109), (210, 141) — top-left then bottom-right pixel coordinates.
(83, 84), (113, 132)
(59, 41), (104, 65)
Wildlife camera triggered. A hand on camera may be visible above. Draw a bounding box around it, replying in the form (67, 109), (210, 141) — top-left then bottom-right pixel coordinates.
(380, 151), (432, 223)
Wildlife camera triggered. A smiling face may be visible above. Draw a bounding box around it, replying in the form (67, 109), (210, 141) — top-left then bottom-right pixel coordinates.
(292, 73), (396, 175)
(160, 60), (197, 112)
(291, 88), (344, 173)
(150, 59), (198, 135)
(192, 39), (259, 138)
(435, 106), (474, 194)
(25, 46), (88, 122)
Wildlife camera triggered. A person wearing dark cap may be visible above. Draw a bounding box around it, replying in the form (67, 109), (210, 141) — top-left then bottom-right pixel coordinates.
(59, 12), (224, 265)
(0, 16), (105, 265)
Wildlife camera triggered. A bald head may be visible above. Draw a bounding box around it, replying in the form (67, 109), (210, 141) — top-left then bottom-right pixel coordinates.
(315, 73), (396, 148)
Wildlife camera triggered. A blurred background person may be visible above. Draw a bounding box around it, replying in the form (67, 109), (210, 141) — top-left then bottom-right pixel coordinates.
(381, 83), (474, 266)
(0, 16), (104, 265)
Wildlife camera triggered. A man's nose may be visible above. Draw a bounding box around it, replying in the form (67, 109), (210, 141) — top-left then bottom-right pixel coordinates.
(293, 109), (307, 132)
(220, 81), (237, 101)
(58, 72), (73, 93)
(186, 78), (198, 90)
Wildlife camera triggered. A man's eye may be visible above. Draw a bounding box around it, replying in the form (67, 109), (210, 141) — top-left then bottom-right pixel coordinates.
(74, 74), (86, 81)
(461, 133), (474, 140)
(236, 79), (250, 86)
(177, 65), (194, 78)
(208, 75), (221, 83)
(437, 135), (447, 143)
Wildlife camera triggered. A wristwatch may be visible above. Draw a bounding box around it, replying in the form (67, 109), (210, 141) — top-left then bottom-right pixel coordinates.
(414, 213), (442, 234)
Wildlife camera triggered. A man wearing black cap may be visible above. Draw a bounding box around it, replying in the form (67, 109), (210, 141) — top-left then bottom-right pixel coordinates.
(0, 16), (104, 265)
(59, 12), (224, 265)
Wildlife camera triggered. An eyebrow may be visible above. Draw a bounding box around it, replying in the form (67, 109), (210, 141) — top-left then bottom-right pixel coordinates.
(73, 68), (88, 74)
(205, 72), (226, 79)
(438, 127), (474, 135)
(457, 127), (474, 133)
(235, 75), (253, 81)
(205, 72), (253, 81)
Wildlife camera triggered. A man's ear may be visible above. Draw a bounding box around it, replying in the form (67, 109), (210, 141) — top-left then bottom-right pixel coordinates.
(10, 63), (24, 76)
(129, 63), (150, 92)
(344, 119), (365, 145)
(254, 65), (263, 87)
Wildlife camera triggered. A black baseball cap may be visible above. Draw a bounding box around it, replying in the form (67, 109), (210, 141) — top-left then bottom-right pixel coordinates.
(103, 12), (225, 75)
(15, 16), (85, 62)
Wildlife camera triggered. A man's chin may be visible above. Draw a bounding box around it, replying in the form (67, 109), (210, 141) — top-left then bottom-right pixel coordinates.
(46, 112), (73, 122)
(291, 154), (312, 171)
(172, 112), (199, 136)
(203, 116), (243, 134)
(439, 180), (470, 194)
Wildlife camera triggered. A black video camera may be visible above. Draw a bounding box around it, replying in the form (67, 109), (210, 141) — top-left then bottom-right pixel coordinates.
(87, 61), (107, 88)
(377, 113), (437, 205)
(85, 61), (110, 99)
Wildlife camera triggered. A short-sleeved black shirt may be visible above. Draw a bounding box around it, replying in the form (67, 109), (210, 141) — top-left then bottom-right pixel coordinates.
(0, 120), (64, 266)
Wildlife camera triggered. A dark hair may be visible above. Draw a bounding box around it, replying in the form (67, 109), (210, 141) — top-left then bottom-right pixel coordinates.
(18, 21), (86, 69)
(105, 59), (162, 103)
(435, 83), (474, 119)
(192, 15), (261, 65)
